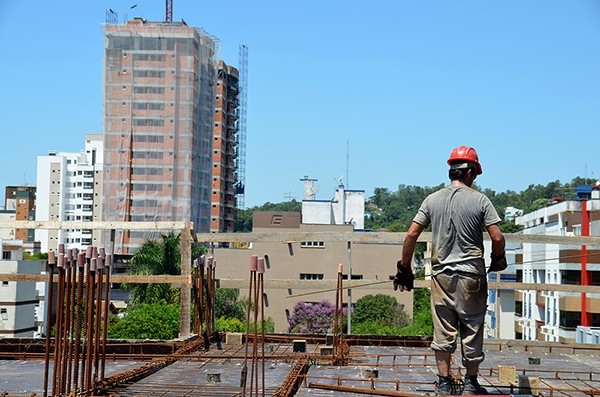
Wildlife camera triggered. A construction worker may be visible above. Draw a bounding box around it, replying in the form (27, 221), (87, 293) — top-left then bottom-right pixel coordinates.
(394, 146), (506, 396)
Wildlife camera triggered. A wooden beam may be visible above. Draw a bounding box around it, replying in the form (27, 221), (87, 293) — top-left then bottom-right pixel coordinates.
(2, 273), (598, 293)
(179, 224), (192, 338)
(0, 220), (186, 231)
(2, 220), (600, 246)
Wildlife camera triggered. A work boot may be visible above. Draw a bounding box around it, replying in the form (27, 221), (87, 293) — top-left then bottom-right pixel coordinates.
(462, 375), (488, 395)
(436, 375), (453, 396)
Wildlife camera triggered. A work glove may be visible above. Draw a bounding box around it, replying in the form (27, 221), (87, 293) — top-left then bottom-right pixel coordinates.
(393, 261), (414, 292)
(488, 253), (508, 273)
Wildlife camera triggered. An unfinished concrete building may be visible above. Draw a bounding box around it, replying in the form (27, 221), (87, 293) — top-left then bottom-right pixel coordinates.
(102, 19), (217, 253)
(211, 61), (239, 234)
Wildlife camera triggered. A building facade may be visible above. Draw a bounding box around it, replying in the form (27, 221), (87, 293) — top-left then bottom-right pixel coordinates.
(4, 186), (36, 244)
(35, 135), (103, 253)
(102, 19), (217, 253)
(484, 241), (518, 340)
(0, 239), (44, 338)
(514, 186), (600, 343)
(212, 212), (409, 333)
(210, 61), (239, 234)
(301, 179), (365, 231)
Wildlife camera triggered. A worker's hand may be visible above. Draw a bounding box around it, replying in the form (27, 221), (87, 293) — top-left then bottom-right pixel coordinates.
(393, 261), (414, 292)
(488, 253), (508, 273)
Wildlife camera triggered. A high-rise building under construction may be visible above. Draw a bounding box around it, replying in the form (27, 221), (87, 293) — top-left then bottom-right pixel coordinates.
(102, 18), (218, 253)
(211, 61), (240, 234)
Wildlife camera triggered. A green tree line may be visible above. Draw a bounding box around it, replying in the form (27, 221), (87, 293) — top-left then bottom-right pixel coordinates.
(235, 177), (591, 233)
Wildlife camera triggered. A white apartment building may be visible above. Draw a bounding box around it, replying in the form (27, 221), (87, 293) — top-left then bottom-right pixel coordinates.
(0, 239), (44, 338)
(35, 134), (103, 252)
(484, 241), (518, 340)
(515, 186), (600, 343)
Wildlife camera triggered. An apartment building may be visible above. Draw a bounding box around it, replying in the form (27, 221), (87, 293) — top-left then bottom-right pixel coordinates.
(484, 242), (518, 340)
(35, 135), (103, 252)
(102, 19), (217, 254)
(515, 186), (600, 343)
(211, 61), (239, 234)
(4, 186), (36, 244)
(0, 239), (44, 338)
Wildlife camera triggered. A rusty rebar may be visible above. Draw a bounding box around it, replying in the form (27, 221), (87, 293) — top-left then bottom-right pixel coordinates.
(84, 252), (96, 391)
(259, 258), (265, 397)
(101, 252), (112, 381)
(53, 250), (65, 396)
(242, 255), (257, 395)
(93, 248), (104, 384)
(72, 251), (85, 392)
(62, 249), (74, 395)
(43, 250), (55, 397)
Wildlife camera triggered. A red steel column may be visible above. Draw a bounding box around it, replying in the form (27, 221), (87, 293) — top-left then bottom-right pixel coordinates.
(581, 199), (590, 327)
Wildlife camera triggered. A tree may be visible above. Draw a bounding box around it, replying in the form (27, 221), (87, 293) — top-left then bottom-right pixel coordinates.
(353, 294), (409, 328)
(108, 301), (180, 340)
(125, 232), (207, 306)
(215, 288), (246, 321)
(287, 300), (336, 334)
(235, 200), (302, 232)
(400, 288), (433, 336)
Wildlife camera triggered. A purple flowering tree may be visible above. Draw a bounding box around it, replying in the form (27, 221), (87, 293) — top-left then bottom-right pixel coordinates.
(287, 300), (337, 334)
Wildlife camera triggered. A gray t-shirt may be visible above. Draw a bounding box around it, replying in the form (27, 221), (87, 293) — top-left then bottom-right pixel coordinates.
(413, 185), (501, 275)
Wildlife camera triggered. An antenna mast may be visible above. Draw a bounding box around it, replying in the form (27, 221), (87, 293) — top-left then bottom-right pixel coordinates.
(236, 44), (248, 209)
(165, 0), (173, 22)
(346, 139), (350, 188)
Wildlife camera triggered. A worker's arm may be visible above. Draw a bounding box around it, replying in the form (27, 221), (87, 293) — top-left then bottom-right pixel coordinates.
(401, 221), (426, 268)
(486, 223), (505, 258)
(486, 223), (507, 272)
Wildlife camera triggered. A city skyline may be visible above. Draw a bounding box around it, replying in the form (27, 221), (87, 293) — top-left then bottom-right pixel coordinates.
(1, 1), (599, 208)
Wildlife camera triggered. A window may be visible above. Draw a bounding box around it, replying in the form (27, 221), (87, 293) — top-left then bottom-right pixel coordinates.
(0, 308), (7, 321)
(341, 274), (363, 280)
(299, 273), (323, 280)
(559, 310), (580, 330)
(300, 241), (325, 248)
(2, 281), (8, 286)
(2, 251), (11, 260)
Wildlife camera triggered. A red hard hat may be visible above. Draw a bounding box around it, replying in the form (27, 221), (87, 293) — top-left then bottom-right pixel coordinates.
(447, 146), (483, 175)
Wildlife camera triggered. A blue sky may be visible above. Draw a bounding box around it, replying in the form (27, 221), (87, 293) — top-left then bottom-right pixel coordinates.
(1, 1), (599, 208)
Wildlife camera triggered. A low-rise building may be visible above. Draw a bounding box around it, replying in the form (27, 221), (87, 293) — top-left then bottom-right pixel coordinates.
(514, 185), (600, 343)
(0, 239), (45, 338)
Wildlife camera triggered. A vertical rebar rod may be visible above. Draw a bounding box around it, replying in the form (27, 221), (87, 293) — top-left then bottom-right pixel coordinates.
(258, 257), (266, 397)
(73, 252), (86, 392)
(67, 249), (79, 394)
(197, 256), (205, 339)
(101, 251), (111, 381)
(192, 258), (199, 335)
(334, 263), (342, 359)
(84, 252), (96, 391)
(62, 250), (74, 395)
(43, 250), (56, 397)
(53, 250), (65, 396)
(93, 248), (104, 383)
(80, 246), (92, 390)
(250, 265), (260, 397)
(242, 255), (257, 395)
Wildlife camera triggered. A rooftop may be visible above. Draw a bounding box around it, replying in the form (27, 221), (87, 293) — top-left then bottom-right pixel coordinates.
(1, 337), (599, 397)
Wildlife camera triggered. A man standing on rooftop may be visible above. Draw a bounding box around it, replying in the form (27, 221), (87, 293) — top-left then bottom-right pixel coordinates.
(393, 146), (507, 395)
